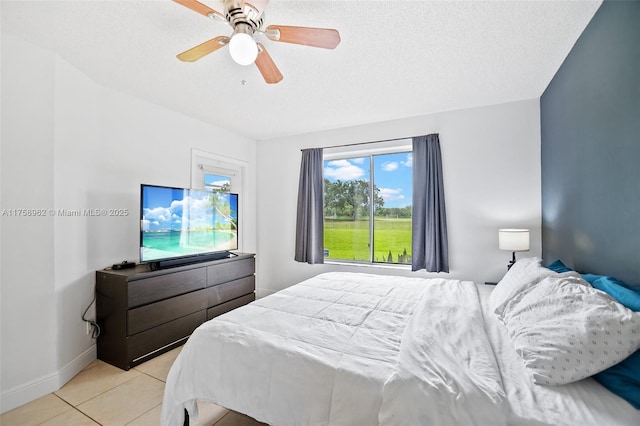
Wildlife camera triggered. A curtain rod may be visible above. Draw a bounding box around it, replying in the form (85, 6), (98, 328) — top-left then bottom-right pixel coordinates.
(300, 135), (422, 151)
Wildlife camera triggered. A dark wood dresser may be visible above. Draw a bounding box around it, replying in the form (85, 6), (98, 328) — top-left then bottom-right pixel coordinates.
(95, 253), (255, 370)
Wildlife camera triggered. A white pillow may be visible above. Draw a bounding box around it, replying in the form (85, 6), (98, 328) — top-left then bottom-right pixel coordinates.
(501, 274), (640, 385)
(489, 257), (554, 317)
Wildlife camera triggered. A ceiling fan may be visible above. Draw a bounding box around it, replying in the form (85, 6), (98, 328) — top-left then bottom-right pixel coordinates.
(173, 0), (341, 84)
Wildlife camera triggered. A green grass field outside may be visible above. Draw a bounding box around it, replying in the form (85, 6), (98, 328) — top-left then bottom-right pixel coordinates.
(324, 217), (412, 264)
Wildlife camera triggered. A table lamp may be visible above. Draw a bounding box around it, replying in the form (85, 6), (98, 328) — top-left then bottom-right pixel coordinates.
(499, 229), (530, 270)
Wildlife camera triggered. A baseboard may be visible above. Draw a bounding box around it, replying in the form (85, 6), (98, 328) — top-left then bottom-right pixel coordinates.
(0, 344), (96, 414)
(0, 371), (59, 414)
(57, 344), (97, 390)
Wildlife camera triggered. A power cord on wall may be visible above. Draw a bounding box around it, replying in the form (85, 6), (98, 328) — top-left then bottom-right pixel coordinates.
(82, 291), (101, 339)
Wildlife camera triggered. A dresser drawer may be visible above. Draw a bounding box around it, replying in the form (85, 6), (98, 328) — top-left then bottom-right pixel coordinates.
(207, 276), (255, 308)
(128, 310), (206, 362)
(207, 293), (255, 320)
(128, 268), (206, 308)
(127, 288), (208, 335)
(207, 257), (255, 287)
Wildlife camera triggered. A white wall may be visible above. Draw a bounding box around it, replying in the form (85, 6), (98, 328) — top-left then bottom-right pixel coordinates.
(256, 99), (542, 296)
(0, 33), (257, 413)
(1, 32), (59, 414)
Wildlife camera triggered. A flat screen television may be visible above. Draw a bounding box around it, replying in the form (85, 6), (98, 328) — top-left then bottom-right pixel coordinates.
(140, 184), (239, 269)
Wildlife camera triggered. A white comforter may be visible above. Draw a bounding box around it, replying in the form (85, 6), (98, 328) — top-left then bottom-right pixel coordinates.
(161, 272), (506, 425)
(379, 279), (506, 425)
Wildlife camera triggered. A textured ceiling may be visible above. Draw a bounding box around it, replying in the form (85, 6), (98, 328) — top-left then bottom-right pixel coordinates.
(2, 0), (602, 140)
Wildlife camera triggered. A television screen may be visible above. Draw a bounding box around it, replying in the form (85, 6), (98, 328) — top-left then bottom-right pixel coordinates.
(140, 184), (238, 263)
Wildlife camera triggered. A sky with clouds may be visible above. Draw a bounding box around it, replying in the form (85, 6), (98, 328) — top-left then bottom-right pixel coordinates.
(141, 187), (236, 231)
(324, 152), (413, 208)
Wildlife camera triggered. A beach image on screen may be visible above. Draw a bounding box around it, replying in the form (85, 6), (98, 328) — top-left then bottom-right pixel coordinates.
(140, 186), (238, 262)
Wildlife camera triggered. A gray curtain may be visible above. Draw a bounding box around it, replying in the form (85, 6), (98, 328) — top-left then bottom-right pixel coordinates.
(294, 148), (324, 264)
(412, 134), (449, 272)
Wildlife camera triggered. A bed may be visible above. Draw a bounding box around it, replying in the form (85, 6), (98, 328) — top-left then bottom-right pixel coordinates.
(161, 263), (640, 425)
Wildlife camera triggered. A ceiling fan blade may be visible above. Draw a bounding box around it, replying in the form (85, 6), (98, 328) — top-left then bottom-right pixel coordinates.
(177, 36), (230, 62)
(265, 25), (341, 49)
(255, 43), (283, 84)
(173, 0), (225, 21)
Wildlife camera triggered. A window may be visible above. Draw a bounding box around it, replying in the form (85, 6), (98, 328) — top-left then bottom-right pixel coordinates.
(191, 149), (243, 193)
(323, 144), (412, 265)
(191, 149), (247, 251)
(204, 173), (231, 192)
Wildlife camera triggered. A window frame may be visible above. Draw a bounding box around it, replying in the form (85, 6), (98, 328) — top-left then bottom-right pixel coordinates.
(323, 140), (412, 268)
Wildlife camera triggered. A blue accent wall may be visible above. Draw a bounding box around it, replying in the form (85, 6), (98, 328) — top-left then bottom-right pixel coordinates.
(541, 0), (639, 284)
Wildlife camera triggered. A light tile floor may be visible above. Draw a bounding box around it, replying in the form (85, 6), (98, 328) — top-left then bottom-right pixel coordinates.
(1, 347), (267, 426)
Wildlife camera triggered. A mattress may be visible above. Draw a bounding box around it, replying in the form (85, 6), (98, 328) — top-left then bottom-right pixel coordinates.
(161, 272), (640, 425)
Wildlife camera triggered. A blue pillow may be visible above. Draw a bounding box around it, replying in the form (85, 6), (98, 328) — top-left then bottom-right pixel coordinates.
(593, 350), (640, 409)
(546, 261), (640, 311)
(546, 259), (573, 273)
(589, 275), (640, 312)
(581, 273), (599, 284)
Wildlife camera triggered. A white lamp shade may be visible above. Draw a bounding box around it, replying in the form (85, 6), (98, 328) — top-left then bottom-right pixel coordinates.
(499, 229), (530, 251)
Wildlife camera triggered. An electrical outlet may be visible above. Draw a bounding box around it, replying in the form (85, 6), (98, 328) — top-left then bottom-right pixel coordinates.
(86, 322), (92, 335)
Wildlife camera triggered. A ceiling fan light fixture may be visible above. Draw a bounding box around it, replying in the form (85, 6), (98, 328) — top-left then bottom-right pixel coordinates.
(173, 0), (341, 83)
(229, 31), (258, 65)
